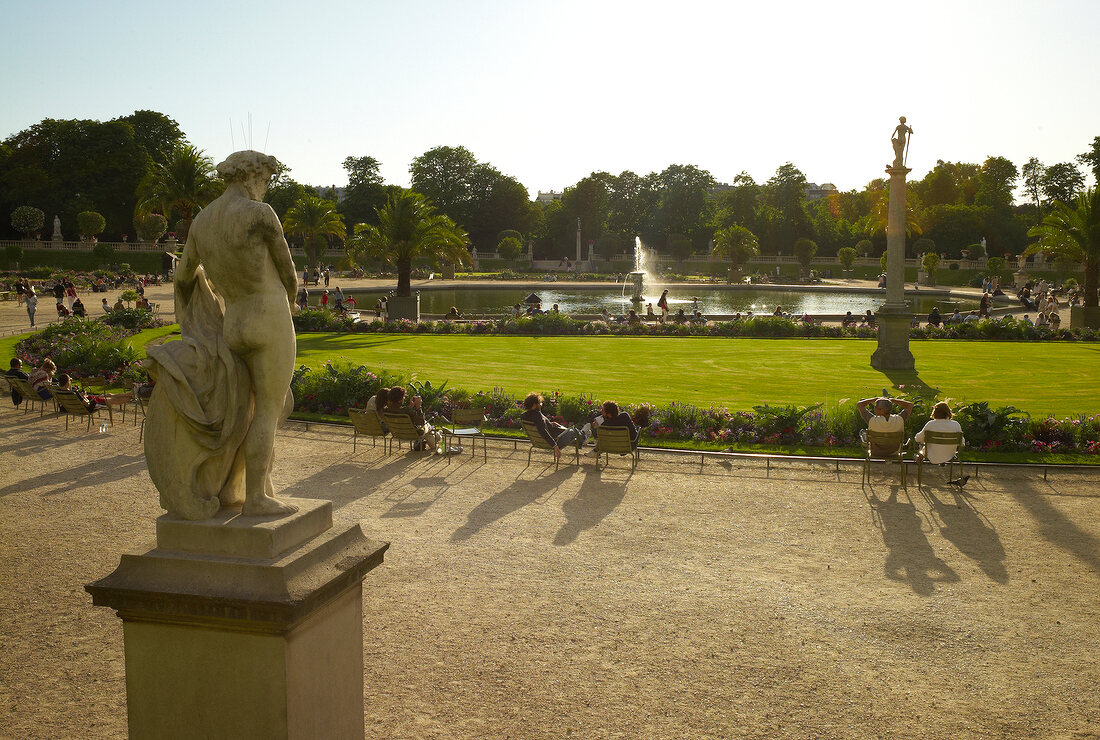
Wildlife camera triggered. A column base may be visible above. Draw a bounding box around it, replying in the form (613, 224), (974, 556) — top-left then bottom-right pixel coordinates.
(87, 498), (388, 740)
(871, 306), (915, 371)
(386, 293), (420, 321)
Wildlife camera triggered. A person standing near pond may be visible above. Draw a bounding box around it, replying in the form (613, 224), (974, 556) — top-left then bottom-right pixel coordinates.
(657, 289), (670, 323)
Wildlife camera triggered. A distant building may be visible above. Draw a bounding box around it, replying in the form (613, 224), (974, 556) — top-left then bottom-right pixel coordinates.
(804, 183), (838, 201)
(536, 190), (563, 205)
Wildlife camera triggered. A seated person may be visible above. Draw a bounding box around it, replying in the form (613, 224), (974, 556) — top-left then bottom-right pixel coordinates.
(927, 307), (943, 327)
(914, 402), (965, 464)
(857, 395), (914, 456)
(55, 373), (106, 411)
(601, 309), (612, 323)
(773, 305), (784, 317)
(6, 358), (30, 406)
(384, 386), (441, 452)
(692, 310), (707, 324)
(136, 296), (151, 310)
(113, 298), (125, 311)
(520, 392), (590, 460)
(646, 303), (655, 319)
(28, 359), (57, 400)
(101, 297), (111, 313)
(963, 310), (980, 322)
(71, 297), (86, 317)
(948, 309), (963, 324)
(133, 379), (155, 399)
(364, 387), (390, 432)
(595, 400), (639, 452)
(862, 309), (875, 327)
(1036, 311), (1049, 327)
(56, 302), (71, 318)
(551, 303), (560, 313)
(446, 306), (462, 319)
(1049, 311), (1061, 328)
(343, 295), (357, 311)
(841, 311), (855, 327)
(1020, 314), (1033, 325)
(800, 313), (813, 324)
(674, 308), (687, 322)
(511, 304), (523, 318)
(627, 309), (640, 324)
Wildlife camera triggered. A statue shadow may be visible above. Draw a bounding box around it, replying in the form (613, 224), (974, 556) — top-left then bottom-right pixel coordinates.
(922, 486), (1008, 584)
(451, 469), (571, 542)
(866, 485), (959, 596)
(0, 453), (147, 499)
(283, 451), (454, 511)
(877, 369), (938, 398)
(552, 467), (628, 547)
(1008, 479), (1100, 575)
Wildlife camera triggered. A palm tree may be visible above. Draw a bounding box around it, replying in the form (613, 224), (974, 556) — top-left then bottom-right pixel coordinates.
(282, 195), (346, 272)
(863, 189), (922, 246)
(348, 189), (469, 296)
(711, 225), (759, 273)
(1026, 187), (1100, 310)
(136, 143), (221, 239)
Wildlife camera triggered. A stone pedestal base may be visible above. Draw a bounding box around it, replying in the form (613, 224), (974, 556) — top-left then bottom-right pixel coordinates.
(871, 305), (915, 371)
(87, 499), (388, 740)
(1070, 305), (1100, 329)
(442, 264), (455, 280)
(386, 293), (419, 321)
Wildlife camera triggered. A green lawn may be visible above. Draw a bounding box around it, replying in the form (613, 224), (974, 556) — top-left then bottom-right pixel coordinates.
(296, 333), (1100, 417)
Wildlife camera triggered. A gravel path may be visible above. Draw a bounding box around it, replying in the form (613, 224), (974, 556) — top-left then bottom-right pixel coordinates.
(1, 407), (1098, 739)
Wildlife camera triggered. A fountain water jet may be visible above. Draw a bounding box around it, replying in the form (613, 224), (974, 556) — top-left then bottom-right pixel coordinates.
(625, 236), (649, 302)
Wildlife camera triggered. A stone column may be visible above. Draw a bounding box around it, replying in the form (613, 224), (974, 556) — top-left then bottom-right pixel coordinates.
(871, 165), (915, 370)
(576, 218), (582, 263)
(87, 499), (388, 740)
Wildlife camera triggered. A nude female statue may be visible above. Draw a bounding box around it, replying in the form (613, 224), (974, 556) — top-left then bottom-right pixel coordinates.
(145, 150), (300, 519)
(891, 116), (913, 168)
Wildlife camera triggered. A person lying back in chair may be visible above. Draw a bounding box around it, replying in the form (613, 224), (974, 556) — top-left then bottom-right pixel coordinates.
(596, 400), (639, 452)
(857, 395), (914, 456)
(913, 402), (965, 463)
(521, 392), (590, 461)
(55, 373), (106, 411)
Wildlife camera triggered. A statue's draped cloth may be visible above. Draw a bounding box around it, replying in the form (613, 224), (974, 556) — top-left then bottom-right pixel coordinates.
(144, 267), (252, 520)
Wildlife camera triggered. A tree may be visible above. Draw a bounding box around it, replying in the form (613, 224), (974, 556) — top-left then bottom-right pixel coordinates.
(347, 189), (469, 296)
(792, 237), (818, 271)
(975, 156), (1018, 210)
(855, 239), (874, 256)
(880, 253), (889, 272)
(135, 213), (167, 243)
(497, 236), (523, 263)
(711, 225), (759, 272)
(77, 210), (106, 240)
(761, 163), (810, 253)
(666, 233), (694, 265)
(116, 110), (184, 167)
(11, 205), (44, 239)
(4, 243), (23, 268)
(1021, 157), (1045, 219)
(1042, 162), (1086, 206)
(837, 247), (857, 275)
(654, 164), (715, 246)
(1026, 187), (1100, 309)
(136, 143), (221, 240)
(921, 252), (940, 286)
(912, 237), (936, 256)
(986, 256), (1006, 275)
(93, 242), (115, 265)
(282, 195), (346, 272)
(343, 156), (383, 189)
(409, 145), (480, 222)
(1077, 136), (1100, 183)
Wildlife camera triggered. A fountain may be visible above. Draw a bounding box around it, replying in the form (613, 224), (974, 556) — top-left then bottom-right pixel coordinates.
(624, 236), (649, 302)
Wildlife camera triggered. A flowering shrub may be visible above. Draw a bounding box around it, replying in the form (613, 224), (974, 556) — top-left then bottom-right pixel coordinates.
(15, 318), (144, 384)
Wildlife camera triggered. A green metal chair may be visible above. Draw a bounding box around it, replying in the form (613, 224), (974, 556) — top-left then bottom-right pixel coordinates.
(443, 408), (488, 461)
(520, 419), (579, 470)
(348, 408), (390, 455)
(593, 426), (639, 470)
(862, 429), (907, 488)
(915, 430), (964, 487)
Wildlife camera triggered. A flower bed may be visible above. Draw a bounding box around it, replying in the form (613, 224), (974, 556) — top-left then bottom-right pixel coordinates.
(289, 362), (1100, 456)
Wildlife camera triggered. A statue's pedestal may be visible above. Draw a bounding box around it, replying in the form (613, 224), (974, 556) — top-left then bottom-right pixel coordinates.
(1070, 305), (1100, 329)
(871, 305), (915, 370)
(86, 499), (388, 740)
(387, 293), (419, 321)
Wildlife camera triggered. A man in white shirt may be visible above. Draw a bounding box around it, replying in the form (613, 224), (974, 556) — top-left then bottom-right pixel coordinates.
(914, 402), (966, 464)
(857, 396), (914, 457)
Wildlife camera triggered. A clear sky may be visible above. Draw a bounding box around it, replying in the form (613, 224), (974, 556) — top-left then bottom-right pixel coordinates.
(3, 0), (1098, 200)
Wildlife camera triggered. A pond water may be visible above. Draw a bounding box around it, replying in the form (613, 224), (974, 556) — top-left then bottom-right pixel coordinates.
(317, 286), (975, 316)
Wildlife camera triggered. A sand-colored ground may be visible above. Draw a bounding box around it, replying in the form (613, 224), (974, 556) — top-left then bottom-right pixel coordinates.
(1, 405), (1098, 739)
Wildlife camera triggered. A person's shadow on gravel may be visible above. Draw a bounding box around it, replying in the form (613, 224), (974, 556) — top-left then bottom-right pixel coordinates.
(553, 467), (627, 547)
(926, 488), (1008, 584)
(870, 487), (959, 596)
(451, 469), (569, 542)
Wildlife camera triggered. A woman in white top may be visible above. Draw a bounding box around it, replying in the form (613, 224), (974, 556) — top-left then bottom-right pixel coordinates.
(914, 402), (965, 464)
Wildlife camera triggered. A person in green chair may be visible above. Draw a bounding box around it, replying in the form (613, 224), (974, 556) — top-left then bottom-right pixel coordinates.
(857, 395), (913, 457)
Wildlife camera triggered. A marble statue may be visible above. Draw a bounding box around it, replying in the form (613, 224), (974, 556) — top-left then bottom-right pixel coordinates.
(891, 116), (913, 168)
(52, 215), (62, 241)
(144, 150), (300, 520)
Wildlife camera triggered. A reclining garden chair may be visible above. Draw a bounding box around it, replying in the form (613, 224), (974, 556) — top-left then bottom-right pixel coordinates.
(51, 387), (113, 432)
(8, 376), (53, 417)
(443, 408), (488, 461)
(915, 430), (964, 487)
(593, 426), (639, 470)
(348, 408), (390, 455)
(520, 419), (579, 470)
(861, 429), (907, 489)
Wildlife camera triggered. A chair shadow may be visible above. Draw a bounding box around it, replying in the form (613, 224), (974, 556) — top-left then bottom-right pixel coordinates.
(1008, 479), (1100, 574)
(451, 468), (571, 542)
(923, 486), (1008, 584)
(0, 453), (147, 498)
(878, 368), (938, 398)
(867, 486), (959, 596)
(552, 467), (628, 547)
